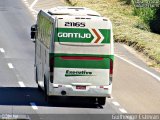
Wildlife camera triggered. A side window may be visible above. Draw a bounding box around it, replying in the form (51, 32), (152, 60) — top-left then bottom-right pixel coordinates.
(37, 13), (52, 49)
(45, 21), (52, 48)
(37, 14), (45, 43)
(37, 15), (42, 41)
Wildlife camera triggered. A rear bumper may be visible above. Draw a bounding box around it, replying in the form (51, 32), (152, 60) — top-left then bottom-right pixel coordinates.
(48, 84), (112, 98)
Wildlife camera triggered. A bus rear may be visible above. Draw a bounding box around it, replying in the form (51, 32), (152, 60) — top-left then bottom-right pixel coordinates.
(49, 15), (114, 105)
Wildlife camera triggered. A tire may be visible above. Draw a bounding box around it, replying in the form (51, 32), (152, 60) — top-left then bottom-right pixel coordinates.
(36, 69), (42, 91)
(38, 84), (42, 91)
(97, 97), (106, 105)
(44, 78), (51, 104)
(35, 67), (38, 84)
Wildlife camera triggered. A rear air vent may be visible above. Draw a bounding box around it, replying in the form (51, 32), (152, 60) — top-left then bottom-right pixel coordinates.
(47, 7), (101, 16)
(87, 14), (100, 17)
(48, 11), (69, 15)
(103, 19), (108, 21)
(75, 17), (80, 19)
(67, 7), (85, 10)
(48, 11), (53, 15)
(75, 17), (91, 19)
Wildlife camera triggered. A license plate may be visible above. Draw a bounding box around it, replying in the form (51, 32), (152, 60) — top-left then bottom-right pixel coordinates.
(76, 86), (86, 90)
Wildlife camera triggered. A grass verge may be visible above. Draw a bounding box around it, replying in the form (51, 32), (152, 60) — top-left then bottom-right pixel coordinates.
(65, 0), (160, 68)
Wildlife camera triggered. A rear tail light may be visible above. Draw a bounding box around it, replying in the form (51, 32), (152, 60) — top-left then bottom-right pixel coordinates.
(110, 59), (113, 75)
(109, 59), (113, 85)
(49, 57), (54, 66)
(50, 57), (54, 83)
(50, 73), (53, 83)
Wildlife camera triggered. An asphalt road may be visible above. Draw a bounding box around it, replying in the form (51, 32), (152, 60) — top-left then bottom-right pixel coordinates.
(0, 0), (160, 120)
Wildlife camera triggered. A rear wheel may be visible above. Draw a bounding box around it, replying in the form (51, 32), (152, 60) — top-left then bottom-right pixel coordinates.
(44, 79), (51, 104)
(38, 84), (42, 91)
(97, 97), (106, 105)
(35, 70), (42, 91)
(35, 67), (38, 83)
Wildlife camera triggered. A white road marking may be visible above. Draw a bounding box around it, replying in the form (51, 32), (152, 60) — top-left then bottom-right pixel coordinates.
(119, 108), (127, 113)
(30, 0), (38, 9)
(115, 54), (160, 82)
(22, 0), (38, 17)
(0, 48), (5, 53)
(18, 81), (26, 87)
(30, 102), (38, 110)
(8, 63), (14, 69)
(112, 101), (120, 106)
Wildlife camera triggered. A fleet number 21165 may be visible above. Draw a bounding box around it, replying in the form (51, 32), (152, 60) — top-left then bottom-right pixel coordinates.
(65, 22), (85, 27)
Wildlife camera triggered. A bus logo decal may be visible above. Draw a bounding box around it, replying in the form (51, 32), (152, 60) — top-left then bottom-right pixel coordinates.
(65, 70), (94, 77)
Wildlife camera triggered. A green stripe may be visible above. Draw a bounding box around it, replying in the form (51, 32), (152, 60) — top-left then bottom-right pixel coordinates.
(54, 28), (110, 43)
(53, 57), (111, 69)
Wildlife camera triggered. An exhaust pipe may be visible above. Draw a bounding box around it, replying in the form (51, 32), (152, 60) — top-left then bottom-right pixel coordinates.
(61, 90), (66, 95)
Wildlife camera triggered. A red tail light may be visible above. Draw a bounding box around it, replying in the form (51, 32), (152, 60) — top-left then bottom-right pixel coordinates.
(49, 57), (54, 83)
(61, 56), (103, 60)
(49, 57), (54, 67)
(109, 59), (113, 85)
(110, 59), (113, 75)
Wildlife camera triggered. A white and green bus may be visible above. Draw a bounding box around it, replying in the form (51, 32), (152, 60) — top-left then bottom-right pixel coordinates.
(31, 7), (114, 105)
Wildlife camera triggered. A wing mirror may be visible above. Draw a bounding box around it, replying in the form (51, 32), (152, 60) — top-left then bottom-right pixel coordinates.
(31, 24), (37, 42)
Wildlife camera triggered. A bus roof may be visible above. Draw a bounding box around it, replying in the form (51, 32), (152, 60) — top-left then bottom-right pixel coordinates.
(47, 6), (101, 17)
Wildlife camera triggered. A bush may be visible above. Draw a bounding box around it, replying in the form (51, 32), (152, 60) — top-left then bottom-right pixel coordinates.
(131, 0), (160, 33)
(150, 8), (160, 34)
(134, 8), (155, 23)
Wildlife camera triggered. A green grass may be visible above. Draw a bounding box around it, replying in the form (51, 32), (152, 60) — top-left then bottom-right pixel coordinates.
(124, 0), (160, 32)
(65, 0), (160, 68)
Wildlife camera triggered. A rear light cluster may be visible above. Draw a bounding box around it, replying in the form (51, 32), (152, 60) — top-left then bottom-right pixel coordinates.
(50, 57), (54, 83)
(110, 59), (113, 75)
(50, 69), (53, 83)
(109, 59), (114, 85)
